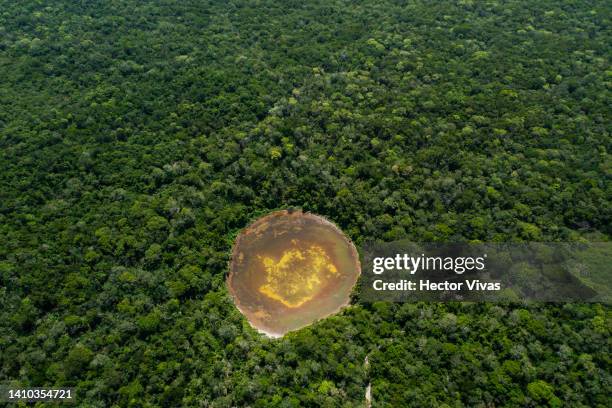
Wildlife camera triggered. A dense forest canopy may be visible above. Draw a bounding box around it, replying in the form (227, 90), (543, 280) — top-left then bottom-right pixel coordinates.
(0, 0), (610, 406)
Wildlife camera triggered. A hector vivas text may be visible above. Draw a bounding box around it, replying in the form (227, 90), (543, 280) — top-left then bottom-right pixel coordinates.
(371, 253), (501, 292)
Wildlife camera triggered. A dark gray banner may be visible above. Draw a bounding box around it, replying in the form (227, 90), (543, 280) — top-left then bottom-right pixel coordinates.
(359, 242), (611, 302)
(0, 384), (76, 403)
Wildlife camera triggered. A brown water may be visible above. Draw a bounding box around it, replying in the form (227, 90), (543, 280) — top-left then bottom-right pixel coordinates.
(227, 210), (361, 337)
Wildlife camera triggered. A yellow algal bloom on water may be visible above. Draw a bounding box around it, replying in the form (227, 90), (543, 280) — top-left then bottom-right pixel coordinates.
(258, 244), (338, 308)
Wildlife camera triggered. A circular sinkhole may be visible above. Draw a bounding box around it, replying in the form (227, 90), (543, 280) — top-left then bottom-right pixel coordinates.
(227, 210), (361, 337)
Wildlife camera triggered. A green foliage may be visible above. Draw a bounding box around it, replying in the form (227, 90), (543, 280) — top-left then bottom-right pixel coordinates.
(0, 0), (609, 406)
(65, 344), (94, 378)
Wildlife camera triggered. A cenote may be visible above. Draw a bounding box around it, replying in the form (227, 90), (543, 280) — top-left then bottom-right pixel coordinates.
(227, 210), (361, 337)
